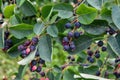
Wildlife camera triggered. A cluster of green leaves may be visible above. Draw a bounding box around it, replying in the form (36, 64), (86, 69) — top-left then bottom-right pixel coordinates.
(0, 0), (120, 80)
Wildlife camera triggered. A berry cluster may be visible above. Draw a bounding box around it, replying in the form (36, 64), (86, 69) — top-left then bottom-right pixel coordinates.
(18, 37), (38, 58)
(29, 57), (46, 77)
(62, 21), (82, 51)
(2, 31), (13, 51)
(87, 40), (107, 63)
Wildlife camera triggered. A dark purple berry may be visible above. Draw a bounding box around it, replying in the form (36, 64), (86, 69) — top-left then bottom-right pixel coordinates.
(6, 39), (12, 44)
(32, 37), (38, 44)
(64, 45), (70, 51)
(89, 57), (94, 63)
(31, 60), (37, 65)
(65, 23), (71, 28)
(74, 31), (80, 38)
(24, 40), (31, 46)
(21, 50), (27, 54)
(87, 50), (93, 56)
(97, 40), (104, 47)
(69, 43), (75, 50)
(87, 56), (91, 61)
(96, 71), (101, 76)
(5, 31), (10, 37)
(18, 45), (25, 51)
(30, 45), (36, 51)
(39, 58), (45, 64)
(36, 66), (41, 72)
(102, 46), (107, 51)
(40, 71), (45, 77)
(63, 37), (69, 42)
(106, 27), (116, 35)
(74, 22), (81, 28)
(68, 32), (74, 37)
(115, 59), (120, 63)
(95, 53), (100, 58)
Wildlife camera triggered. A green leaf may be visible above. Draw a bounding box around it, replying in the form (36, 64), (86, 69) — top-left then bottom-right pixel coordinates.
(87, 0), (102, 10)
(38, 35), (52, 62)
(41, 5), (53, 20)
(17, 47), (37, 65)
(83, 65), (99, 74)
(0, 0), (2, 13)
(68, 35), (93, 54)
(15, 65), (28, 80)
(47, 71), (54, 80)
(54, 3), (73, 18)
(107, 44), (117, 58)
(47, 25), (58, 37)
(33, 23), (44, 35)
(112, 6), (120, 29)
(83, 20), (108, 35)
(101, 7), (112, 23)
(63, 69), (76, 80)
(20, 0), (37, 16)
(50, 11), (58, 24)
(3, 4), (16, 18)
(76, 4), (98, 24)
(0, 28), (4, 48)
(108, 35), (120, 57)
(10, 15), (22, 25)
(54, 73), (62, 80)
(10, 23), (33, 39)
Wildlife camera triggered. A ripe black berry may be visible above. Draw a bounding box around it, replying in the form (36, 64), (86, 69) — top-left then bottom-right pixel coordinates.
(97, 40), (104, 47)
(65, 23), (71, 28)
(95, 53), (100, 58)
(71, 57), (75, 61)
(74, 31), (80, 38)
(31, 60), (37, 65)
(101, 46), (107, 51)
(96, 71), (101, 76)
(40, 71), (45, 77)
(36, 66), (41, 72)
(39, 58), (45, 64)
(67, 55), (71, 60)
(74, 22), (81, 28)
(89, 57), (94, 63)
(87, 50), (93, 56)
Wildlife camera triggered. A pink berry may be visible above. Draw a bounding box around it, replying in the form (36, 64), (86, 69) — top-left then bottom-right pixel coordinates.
(26, 48), (30, 54)
(32, 65), (37, 71)
(45, 78), (49, 80)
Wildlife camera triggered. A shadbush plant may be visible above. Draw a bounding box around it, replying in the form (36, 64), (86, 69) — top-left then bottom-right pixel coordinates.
(0, 0), (120, 80)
